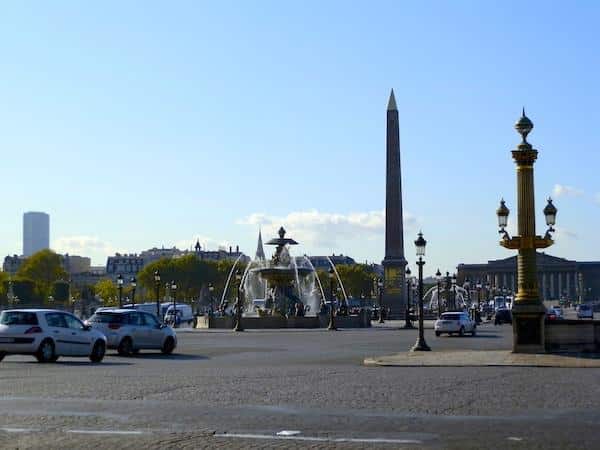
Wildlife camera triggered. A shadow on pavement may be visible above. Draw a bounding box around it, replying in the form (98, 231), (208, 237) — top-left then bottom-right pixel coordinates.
(120, 353), (209, 361)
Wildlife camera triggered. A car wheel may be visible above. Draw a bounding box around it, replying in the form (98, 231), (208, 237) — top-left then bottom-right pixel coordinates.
(459, 326), (465, 337)
(36, 339), (55, 363)
(0, 352), (5, 362)
(471, 328), (477, 336)
(132, 349), (140, 355)
(49, 355), (60, 362)
(117, 337), (133, 356)
(161, 336), (175, 355)
(90, 340), (106, 363)
(435, 331), (441, 337)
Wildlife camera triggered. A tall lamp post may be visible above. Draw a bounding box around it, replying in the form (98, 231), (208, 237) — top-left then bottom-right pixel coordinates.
(170, 280), (177, 327)
(208, 283), (215, 316)
(117, 274), (124, 308)
(403, 267), (413, 328)
(328, 267), (337, 331)
(154, 270), (161, 320)
(130, 277), (137, 306)
(234, 269), (244, 332)
(496, 110), (557, 353)
(435, 269), (442, 317)
(451, 273), (457, 310)
(377, 277), (385, 324)
(476, 280), (482, 323)
(411, 232), (430, 352)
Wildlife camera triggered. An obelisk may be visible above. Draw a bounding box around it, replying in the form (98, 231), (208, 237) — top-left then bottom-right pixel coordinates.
(382, 89), (407, 317)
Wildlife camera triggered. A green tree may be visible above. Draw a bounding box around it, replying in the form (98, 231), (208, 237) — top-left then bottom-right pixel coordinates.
(95, 279), (118, 306)
(52, 280), (70, 303)
(325, 264), (378, 300)
(17, 250), (68, 301)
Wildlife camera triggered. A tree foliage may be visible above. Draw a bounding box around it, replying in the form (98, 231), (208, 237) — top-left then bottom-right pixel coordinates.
(17, 250), (68, 301)
(317, 264), (379, 300)
(94, 279), (118, 306)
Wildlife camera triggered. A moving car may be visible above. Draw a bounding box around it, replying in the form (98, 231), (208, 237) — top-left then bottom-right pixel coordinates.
(164, 304), (194, 326)
(434, 311), (476, 336)
(494, 308), (512, 325)
(577, 304), (593, 319)
(87, 309), (177, 356)
(552, 306), (564, 319)
(546, 308), (558, 321)
(0, 309), (106, 363)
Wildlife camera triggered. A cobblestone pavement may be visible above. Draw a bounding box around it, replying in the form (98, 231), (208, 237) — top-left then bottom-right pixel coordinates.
(1, 323), (599, 448)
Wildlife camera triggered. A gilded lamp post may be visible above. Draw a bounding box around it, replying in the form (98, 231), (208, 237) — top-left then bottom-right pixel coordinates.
(497, 110), (557, 353)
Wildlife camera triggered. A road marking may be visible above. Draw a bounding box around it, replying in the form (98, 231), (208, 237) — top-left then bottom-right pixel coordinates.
(276, 430), (301, 436)
(67, 430), (146, 435)
(215, 433), (422, 444)
(0, 427), (40, 433)
(507, 437), (523, 441)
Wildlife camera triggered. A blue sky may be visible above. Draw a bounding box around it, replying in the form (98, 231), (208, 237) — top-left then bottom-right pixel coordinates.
(0, 1), (598, 275)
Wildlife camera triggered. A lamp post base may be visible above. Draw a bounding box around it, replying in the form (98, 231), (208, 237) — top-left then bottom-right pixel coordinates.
(403, 322), (414, 329)
(410, 338), (431, 352)
(512, 302), (545, 353)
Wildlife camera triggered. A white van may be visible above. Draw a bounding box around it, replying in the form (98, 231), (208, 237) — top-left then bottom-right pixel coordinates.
(164, 304), (194, 326)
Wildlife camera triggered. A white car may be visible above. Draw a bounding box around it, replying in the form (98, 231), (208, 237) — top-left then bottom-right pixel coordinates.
(0, 309), (107, 363)
(577, 304), (593, 319)
(87, 309), (177, 356)
(434, 311), (477, 337)
(164, 304), (194, 327)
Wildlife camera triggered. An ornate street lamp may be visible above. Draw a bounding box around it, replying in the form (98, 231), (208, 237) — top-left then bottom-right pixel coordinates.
(403, 268), (413, 328)
(171, 280), (177, 327)
(154, 270), (161, 320)
(377, 277), (385, 324)
(234, 269), (244, 332)
(496, 110), (557, 353)
(328, 267), (337, 331)
(117, 274), (124, 308)
(436, 269), (442, 317)
(411, 232), (431, 352)
(130, 277), (137, 307)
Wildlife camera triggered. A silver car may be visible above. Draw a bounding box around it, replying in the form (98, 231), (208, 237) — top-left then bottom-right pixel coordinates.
(87, 309), (177, 356)
(0, 309), (107, 363)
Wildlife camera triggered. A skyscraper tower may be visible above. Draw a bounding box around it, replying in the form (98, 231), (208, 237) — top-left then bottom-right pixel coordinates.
(382, 90), (407, 316)
(23, 211), (50, 257)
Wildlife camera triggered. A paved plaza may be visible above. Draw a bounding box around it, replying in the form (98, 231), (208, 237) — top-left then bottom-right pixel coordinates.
(1, 323), (599, 449)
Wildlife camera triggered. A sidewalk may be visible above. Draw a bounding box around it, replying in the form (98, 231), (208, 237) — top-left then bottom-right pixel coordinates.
(364, 349), (600, 368)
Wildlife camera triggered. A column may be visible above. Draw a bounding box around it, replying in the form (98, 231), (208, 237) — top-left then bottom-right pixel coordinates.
(503, 273), (508, 289)
(542, 272), (547, 300)
(558, 272), (563, 300)
(550, 273), (555, 299)
(566, 272), (571, 299)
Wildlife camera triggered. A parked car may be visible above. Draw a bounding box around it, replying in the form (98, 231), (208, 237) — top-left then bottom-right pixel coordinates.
(164, 304), (194, 327)
(494, 308), (512, 325)
(0, 309), (107, 363)
(577, 304), (593, 319)
(546, 308), (558, 321)
(87, 309), (177, 356)
(434, 311), (476, 336)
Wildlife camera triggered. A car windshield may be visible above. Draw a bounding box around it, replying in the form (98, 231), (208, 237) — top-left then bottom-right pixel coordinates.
(0, 311), (39, 326)
(89, 312), (126, 323)
(442, 314), (461, 320)
(580, 305), (590, 310)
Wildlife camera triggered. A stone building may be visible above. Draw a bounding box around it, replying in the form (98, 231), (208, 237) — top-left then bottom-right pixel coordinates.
(457, 252), (600, 302)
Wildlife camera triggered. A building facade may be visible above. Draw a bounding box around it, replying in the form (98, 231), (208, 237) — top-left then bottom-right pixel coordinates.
(23, 211), (50, 257)
(309, 254), (357, 271)
(457, 252), (600, 302)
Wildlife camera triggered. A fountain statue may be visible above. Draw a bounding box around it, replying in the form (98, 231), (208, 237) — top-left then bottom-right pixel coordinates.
(241, 227), (323, 317)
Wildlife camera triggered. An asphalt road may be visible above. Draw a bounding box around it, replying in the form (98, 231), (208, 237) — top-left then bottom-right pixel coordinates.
(1, 321), (599, 449)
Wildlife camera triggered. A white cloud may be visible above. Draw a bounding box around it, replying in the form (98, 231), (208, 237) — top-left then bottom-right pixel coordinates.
(553, 184), (584, 198)
(237, 209), (417, 249)
(52, 236), (115, 265)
